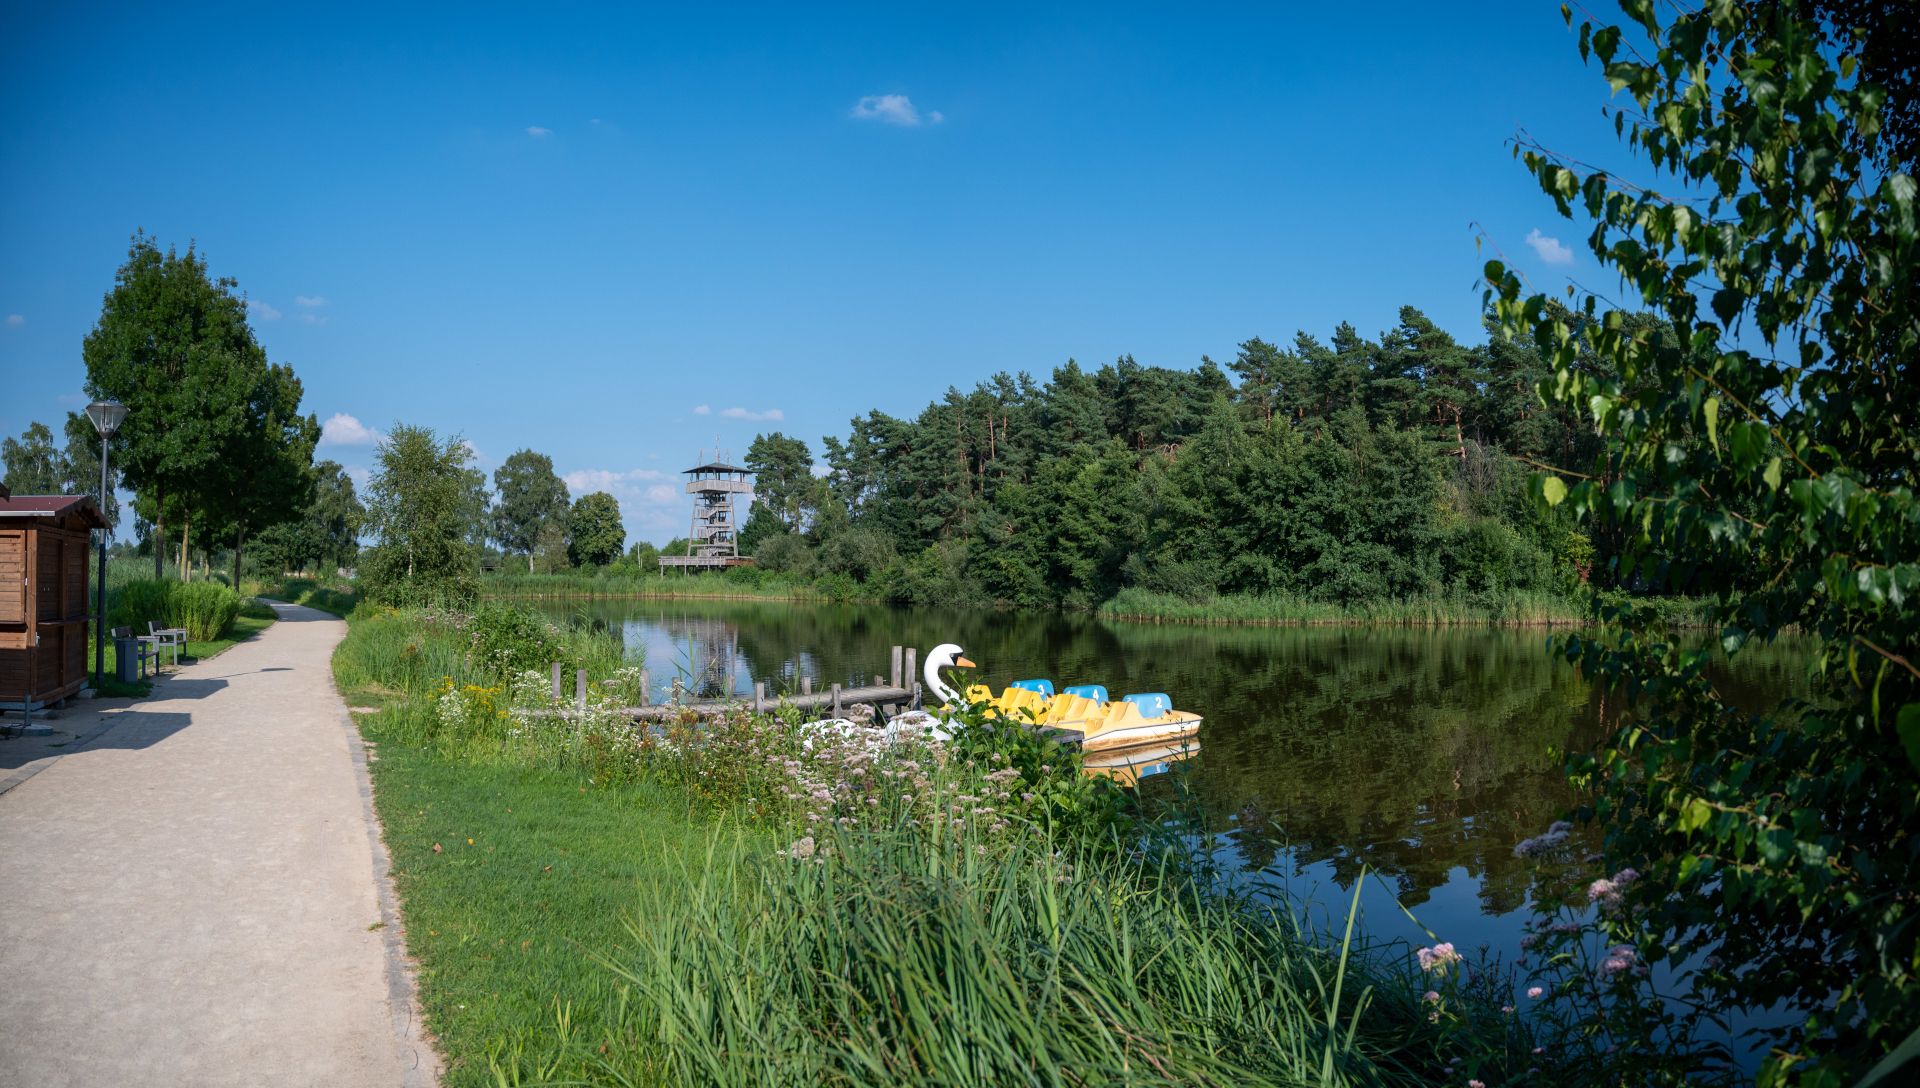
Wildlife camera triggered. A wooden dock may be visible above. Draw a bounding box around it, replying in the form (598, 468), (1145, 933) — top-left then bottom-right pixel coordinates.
(538, 645), (923, 721)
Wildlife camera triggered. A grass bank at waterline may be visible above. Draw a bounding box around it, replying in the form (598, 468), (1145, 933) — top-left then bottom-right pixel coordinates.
(483, 568), (823, 603)
(335, 603), (1538, 1086)
(1098, 587), (1598, 627)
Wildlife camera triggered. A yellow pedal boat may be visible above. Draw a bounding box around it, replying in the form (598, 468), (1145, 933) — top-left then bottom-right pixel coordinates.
(961, 679), (1203, 753)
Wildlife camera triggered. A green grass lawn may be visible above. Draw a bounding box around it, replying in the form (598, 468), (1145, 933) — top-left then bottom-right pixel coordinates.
(361, 733), (758, 1086)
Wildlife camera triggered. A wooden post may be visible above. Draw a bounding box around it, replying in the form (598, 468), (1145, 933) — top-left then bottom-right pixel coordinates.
(638, 669), (651, 707)
(912, 681), (923, 709)
(551, 662), (562, 702)
(904, 647), (917, 693)
(753, 681), (765, 714)
(800, 675), (812, 696)
(831, 683), (842, 719)
(575, 668), (587, 710)
(890, 646), (903, 690)
(874, 674), (884, 689)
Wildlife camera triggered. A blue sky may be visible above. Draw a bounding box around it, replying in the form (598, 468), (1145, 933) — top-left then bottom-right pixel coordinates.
(1, 1), (1620, 543)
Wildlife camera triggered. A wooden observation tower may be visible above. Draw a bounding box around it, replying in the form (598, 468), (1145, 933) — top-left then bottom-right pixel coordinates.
(657, 455), (755, 574)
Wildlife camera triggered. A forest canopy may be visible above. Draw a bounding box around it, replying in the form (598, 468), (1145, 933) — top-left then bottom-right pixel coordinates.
(748, 306), (1611, 610)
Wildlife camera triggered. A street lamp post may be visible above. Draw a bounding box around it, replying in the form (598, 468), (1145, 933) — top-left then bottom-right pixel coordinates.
(85, 399), (128, 688)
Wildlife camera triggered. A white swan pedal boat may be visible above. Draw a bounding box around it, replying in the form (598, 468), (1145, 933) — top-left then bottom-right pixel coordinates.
(803, 644), (1203, 755)
(927, 643), (1203, 753)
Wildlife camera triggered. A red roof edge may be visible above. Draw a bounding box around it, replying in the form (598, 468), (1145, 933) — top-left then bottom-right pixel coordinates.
(0, 494), (111, 528)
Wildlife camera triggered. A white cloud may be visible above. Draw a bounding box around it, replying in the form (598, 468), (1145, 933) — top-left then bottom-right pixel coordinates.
(719, 406), (784, 422)
(692, 404), (711, 416)
(344, 465), (371, 489)
(1525, 228), (1574, 265)
(562, 468), (686, 537)
(294, 295), (326, 307)
(246, 299), (281, 321)
(318, 413), (381, 446)
(527, 125), (553, 137)
(850, 94), (941, 127)
(563, 467), (670, 495)
(5, 313), (24, 328)
(460, 438), (485, 465)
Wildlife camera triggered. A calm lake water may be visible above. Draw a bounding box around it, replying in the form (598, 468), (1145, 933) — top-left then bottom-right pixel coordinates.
(538, 597), (1805, 966)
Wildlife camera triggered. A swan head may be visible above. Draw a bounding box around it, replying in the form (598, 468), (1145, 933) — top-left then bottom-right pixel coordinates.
(927, 643), (976, 671)
(923, 643), (975, 704)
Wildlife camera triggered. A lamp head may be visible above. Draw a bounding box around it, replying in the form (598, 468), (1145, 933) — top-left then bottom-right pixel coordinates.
(86, 399), (128, 439)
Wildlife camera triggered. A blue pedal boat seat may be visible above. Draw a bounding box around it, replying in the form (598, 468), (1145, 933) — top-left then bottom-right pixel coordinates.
(1009, 679), (1055, 697)
(1120, 693), (1173, 719)
(1063, 684), (1108, 703)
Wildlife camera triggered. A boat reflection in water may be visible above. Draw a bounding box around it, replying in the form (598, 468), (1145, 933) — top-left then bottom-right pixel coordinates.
(1080, 739), (1199, 788)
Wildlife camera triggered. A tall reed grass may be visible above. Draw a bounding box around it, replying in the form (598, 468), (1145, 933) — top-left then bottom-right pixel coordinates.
(111, 578), (243, 641)
(590, 818), (1504, 1087)
(482, 568), (820, 602)
(1099, 587), (1599, 627)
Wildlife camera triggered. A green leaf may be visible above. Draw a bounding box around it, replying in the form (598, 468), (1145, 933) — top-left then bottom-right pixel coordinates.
(1679, 798), (1711, 833)
(1729, 421), (1769, 468)
(1540, 475), (1568, 507)
(1711, 287), (1745, 327)
(1704, 397), (1721, 453)
(1593, 25), (1620, 63)
(1887, 174), (1916, 240)
(1764, 456), (1783, 491)
(1898, 705), (1920, 771)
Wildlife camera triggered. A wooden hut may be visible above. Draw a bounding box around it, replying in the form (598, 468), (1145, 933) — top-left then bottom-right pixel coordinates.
(0, 489), (109, 710)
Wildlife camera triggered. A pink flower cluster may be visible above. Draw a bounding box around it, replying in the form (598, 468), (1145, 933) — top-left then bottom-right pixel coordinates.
(1599, 943), (1643, 978)
(1587, 867), (1640, 915)
(1416, 942), (1462, 972)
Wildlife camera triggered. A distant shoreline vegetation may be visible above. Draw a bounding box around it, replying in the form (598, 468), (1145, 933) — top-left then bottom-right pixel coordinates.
(475, 567), (1713, 629)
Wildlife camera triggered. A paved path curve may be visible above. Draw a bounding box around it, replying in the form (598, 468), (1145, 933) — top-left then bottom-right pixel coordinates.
(0, 601), (436, 1087)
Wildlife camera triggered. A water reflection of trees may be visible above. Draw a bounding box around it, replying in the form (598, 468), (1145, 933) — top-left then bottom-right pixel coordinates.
(555, 599), (1796, 913)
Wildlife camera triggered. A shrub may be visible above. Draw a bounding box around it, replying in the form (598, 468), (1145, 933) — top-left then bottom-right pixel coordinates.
(468, 601), (559, 678)
(111, 579), (175, 632)
(111, 579), (242, 641)
(172, 582), (242, 641)
(815, 526), (896, 583)
(753, 532), (814, 576)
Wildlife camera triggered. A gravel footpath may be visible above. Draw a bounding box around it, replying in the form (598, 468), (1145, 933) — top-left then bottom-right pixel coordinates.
(0, 600), (436, 1087)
